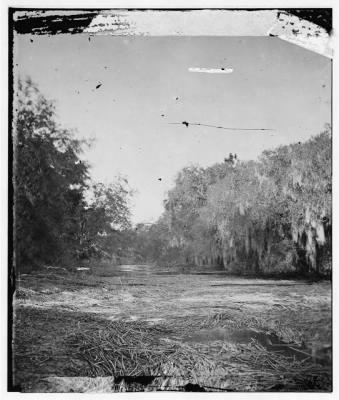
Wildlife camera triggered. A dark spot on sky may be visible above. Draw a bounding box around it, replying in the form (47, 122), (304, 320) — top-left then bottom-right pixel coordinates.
(161, 114), (165, 117)
(158, 178), (162, 181)
(30, 39), (33, 43)
(95, 83), (102, 89)
(175, 97), (179, 100)
(88, 36), (91, 42)
(298, 142), (301, 144)
(182, 121), (189, 127)
(104, 66), (107, 69)
(290, 22), (294, 25)
(322, 84), (326, 88)
(221, 68), (225, 71)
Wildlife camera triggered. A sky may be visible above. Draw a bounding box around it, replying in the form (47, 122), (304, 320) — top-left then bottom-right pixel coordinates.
(14, 34), (331, 224)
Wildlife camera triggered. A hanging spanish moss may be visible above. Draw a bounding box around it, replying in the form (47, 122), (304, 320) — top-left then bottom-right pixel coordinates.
(160, 125), (331, 277)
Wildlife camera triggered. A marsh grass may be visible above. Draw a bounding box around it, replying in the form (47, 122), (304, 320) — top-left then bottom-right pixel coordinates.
(64, 315), (331, 392)
(66, 320), (212, 377)
(13, 266), (331, 392)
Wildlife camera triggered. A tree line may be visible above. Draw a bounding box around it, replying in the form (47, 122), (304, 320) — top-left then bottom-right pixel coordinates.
(137, 126), (331, 277)
(13, 78), (332, 277)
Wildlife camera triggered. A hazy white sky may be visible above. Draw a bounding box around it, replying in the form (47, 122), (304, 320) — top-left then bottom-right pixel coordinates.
(15, 35), (331, 224)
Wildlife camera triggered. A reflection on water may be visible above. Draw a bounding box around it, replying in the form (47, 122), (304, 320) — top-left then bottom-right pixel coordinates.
(107, 264), (309, 286)
(116, 264), (227, 276)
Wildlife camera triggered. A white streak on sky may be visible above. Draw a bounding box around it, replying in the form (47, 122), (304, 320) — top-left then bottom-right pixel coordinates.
(188, 67), (233, 74)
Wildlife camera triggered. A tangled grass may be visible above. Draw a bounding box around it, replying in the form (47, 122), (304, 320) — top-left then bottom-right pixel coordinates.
(14, 267), (331, 392)
(65, 316), (331, 392)
(66, 319), (212, 377)
(227, 341), (331, 391)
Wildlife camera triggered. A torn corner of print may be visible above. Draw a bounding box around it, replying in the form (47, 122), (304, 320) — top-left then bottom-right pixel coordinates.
(267, 10), (333, 59)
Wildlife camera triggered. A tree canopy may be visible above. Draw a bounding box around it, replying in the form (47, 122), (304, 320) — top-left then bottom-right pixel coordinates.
(14, 78), (133, 270)
(154, 126), (332, 276)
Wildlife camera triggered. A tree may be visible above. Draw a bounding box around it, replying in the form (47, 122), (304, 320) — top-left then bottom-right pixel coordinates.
(79, 179), (133, 259)
(259, 126), (331, 274)
(158, 126), (331, 276)
(14, 77), (90, 268)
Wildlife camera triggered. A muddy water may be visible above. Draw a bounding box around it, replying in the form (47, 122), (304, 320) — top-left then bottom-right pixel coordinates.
(184, 327), (310, 361)
(108, 263), (312, 285)
(113, 263), (227, 275)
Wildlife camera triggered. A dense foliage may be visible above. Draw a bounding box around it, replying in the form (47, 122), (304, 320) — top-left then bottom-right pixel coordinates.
(13, 78), (132, 270)
(144, 128), (332, 276)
